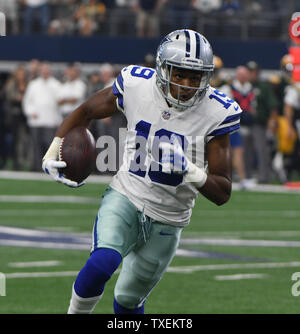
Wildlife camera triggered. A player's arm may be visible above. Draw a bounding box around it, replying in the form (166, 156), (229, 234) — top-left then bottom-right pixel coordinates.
(42, 87), (118, 187)
(197, 134), (232, 206)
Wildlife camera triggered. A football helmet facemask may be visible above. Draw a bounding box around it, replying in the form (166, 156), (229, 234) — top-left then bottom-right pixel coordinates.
(156, 29), (214, 110)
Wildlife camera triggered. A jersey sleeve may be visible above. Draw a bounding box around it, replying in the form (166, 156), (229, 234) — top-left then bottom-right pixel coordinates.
(207, 101), (242, 141)
(112, 65), (156, 116)
(112, 66), (127, 113)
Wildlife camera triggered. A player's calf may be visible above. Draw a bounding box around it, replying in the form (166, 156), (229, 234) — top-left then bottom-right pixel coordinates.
(67, 284), (103, 314)
(68, 248), (122, 314)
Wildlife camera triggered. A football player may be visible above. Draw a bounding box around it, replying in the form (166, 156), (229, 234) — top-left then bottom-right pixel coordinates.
(42, 29), (242, 314)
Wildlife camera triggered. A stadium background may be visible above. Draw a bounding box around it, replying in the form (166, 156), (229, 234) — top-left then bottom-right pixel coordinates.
(0, 0), (300, 315)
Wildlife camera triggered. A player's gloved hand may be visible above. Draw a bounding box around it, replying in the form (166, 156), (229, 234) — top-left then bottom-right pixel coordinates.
(159, 135), (207, 188)
(42, 158), (84, 188)
(159, 137), (189, 174)
(42, 137), (85, 188)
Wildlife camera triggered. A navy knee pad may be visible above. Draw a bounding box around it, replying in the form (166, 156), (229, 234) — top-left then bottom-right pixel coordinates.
(74, 248), (122, 298)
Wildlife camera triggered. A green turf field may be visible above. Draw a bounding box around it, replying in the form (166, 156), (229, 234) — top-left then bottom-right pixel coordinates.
(0, 177), (300, 314)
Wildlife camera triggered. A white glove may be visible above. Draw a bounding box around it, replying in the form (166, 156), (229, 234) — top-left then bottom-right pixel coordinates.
(42, 159), (84, 188)
(159, 139), (189, 174)
(159, 135), (207, 188)
(42, 137), (85, 188)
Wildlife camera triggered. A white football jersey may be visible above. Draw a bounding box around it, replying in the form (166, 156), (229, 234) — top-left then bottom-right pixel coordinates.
(110, 65), (242, 227)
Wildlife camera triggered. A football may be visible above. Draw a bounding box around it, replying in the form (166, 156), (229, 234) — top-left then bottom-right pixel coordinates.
(59, 126), (97, 183)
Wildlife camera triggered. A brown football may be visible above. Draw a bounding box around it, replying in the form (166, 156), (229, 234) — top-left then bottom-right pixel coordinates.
(59, 127), (97, 183)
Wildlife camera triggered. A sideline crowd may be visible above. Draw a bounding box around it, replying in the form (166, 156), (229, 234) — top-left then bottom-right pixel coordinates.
(0, 55), (299, 187)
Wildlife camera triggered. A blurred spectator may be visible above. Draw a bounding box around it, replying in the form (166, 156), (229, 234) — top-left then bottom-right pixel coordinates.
(77, 16), (97, 36)
(246, 60), (279, 184)
(135, 0), (164, 38)
(48, 19), (64, 35)
(211, 60), (251, 189)
(95, 63), (116, 141)
(109, 0), (138, 36)
(98, 63), (115, 88)
(219, 0), (240, 13)
(165, 0), (194, 31)
(88, 63), (115, 137)
(282, 78), (300, 180)
(143, 53), (156, 68)
(26, 59), (41, 81)
(269, 54), (295, 183)
(270, 54), (294, 116)
(210, 55), (230, 93)
(23, 0), (50, 35)
(22, 63), (62, 171)
(58, 63), (87, 118)
(47, 0), (76, 36)
(73, 0), (106, 36)
(4, 65), (28, 170)
(86, 71), (102, 143)
(230, 65), (256, 183)
(0, 0), (19, 34)
(272, 113), (297, 183)
(86, 72), (101, 97)
(97, 64), (126, 174)
(192, 0), (221, 13)
(0, 72), (10, 169)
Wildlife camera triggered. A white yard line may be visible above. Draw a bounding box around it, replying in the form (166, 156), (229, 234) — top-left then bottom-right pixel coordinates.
(3, 261), (300, 278)
(214, 273), (267, 281)
(166, 261), (300, 273)
(0, 195), (99, 204)
(5, 271), (79, 279)
(194, 210), (300, 217)
(180, 238), (300, 247)
(0, 226), (90, 239)
(8, 261), (63, 268)
(0, 239), (89, 250)
(0, 209), (96, 216)
(0, 171), (112, 184)
(183, 231), (300, 238)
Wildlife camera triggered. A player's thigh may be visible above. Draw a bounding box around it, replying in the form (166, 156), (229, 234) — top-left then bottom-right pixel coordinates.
(91, 187), (140, 257)
(114, 222), (182, 308)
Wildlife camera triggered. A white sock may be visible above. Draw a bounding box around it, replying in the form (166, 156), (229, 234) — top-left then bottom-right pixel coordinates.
(67, 284), (103, 314)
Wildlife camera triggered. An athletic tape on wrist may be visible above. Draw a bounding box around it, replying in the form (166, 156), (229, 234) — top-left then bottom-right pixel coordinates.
(42, 137), (62, 162)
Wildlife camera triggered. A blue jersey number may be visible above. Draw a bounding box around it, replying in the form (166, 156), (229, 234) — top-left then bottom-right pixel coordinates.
(209, 89), (234, 109)
(129, 121), (187, 187)
(130, 66), (155, 80)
